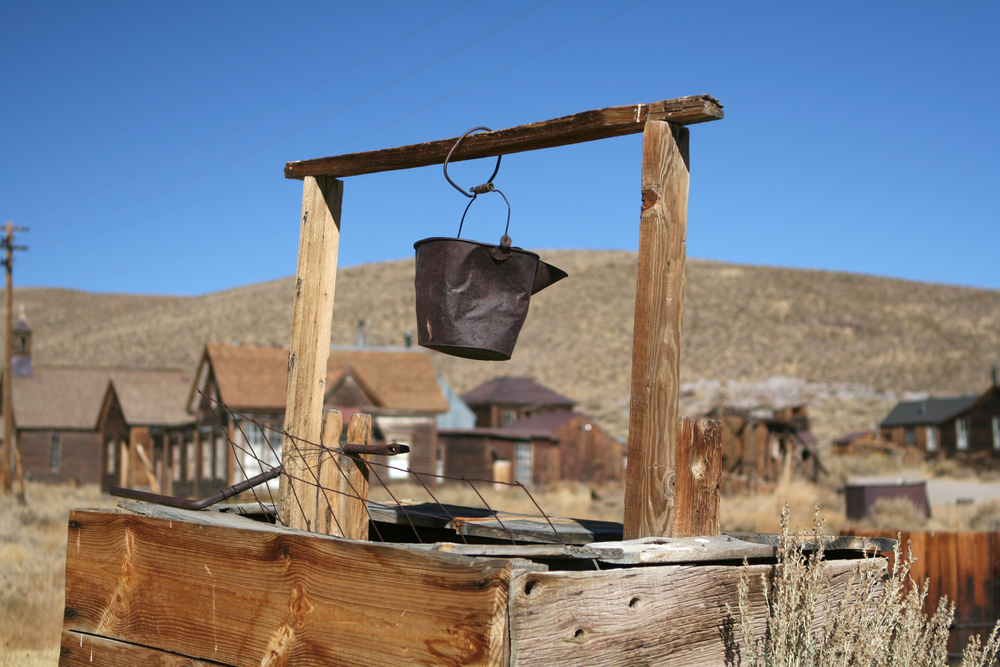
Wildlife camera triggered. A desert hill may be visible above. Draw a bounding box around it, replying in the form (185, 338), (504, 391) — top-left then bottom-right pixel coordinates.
(11, 250), (999, 443)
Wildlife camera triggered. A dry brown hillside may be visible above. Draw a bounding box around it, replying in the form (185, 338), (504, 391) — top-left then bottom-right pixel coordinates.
(12, 251), (999, 443)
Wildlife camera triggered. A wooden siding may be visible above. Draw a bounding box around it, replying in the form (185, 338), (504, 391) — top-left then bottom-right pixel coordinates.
(849, 529), (1000, 654)
(19, 429), (103, 485)
(556, 414), (624, 485)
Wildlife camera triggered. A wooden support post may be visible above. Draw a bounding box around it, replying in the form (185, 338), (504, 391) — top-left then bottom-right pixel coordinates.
(278, 175), (343, 527)
(316, 412), (370, 540)
(672, 418), (722, 538)
(623, 120), (690, 540)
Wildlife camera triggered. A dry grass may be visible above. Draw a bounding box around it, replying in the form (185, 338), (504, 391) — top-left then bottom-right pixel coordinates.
(0, 482), (118, 665)
(733, 506), (1000, 666)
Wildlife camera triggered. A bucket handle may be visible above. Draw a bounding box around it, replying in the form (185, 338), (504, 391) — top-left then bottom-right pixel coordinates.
(444, 127), (512, 258)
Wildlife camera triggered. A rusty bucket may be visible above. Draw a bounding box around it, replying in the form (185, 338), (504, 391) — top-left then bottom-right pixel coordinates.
(413, 236), (566, 360)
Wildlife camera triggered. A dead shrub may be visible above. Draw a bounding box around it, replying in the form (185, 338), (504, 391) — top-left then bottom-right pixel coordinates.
(732, 505), (1000, 666)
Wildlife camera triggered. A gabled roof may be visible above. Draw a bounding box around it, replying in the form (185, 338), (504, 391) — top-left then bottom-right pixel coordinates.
(193, 344), (448, 414)
(104, 370), (194, 427)
(5, 366), (187, 430)
(881, 393), (981, 427)
(501, 410), (579, 434)
(462, 377), (575, 409)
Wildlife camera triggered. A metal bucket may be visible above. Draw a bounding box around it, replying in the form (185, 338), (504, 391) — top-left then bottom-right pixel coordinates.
(413, 237), (566, 360)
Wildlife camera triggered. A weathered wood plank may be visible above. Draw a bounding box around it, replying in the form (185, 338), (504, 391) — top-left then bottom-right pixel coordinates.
(63, 509), (513, 667)
(509, 558), (879, 667)
(623, 121), (690, 540)
(330, 413), (370, 539)
(60, 630), (230, 666)
(284, 95), (722, 179)
(671, 418), (722, 537)
(278, 175), (343, 528)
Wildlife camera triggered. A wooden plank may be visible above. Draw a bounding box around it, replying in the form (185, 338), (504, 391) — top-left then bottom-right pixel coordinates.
(60, 630), (230, 666)
(992, 532), (1000, 636)
(284, 95), (722, 179)
(955, 531), (991, 650)
(673, 418), (722, 537)
(330, 413), (370, 539)
(278, 175), (343, 527)
(622, 121), (690, 540)
(63, 509), (513, 667)
(508, 558), (878, 667)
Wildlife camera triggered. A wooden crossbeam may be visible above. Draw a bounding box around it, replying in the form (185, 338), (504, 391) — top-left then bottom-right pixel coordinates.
(284, 95), (722, 179)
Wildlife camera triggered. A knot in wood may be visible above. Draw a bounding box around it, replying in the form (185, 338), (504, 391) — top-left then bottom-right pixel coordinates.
(641, 188), (658, 211)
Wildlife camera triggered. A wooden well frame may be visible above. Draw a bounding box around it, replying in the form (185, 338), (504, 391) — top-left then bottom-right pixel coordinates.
(59, 96), (891, 667)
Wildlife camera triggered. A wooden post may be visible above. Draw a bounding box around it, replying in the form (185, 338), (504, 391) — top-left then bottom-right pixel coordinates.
(622, 121), (690, 540)
(277, 175), (343, 527)
(317, 412), (370, 540)
(672, 418), (722, 537)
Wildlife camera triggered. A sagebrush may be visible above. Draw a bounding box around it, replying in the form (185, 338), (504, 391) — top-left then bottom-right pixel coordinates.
(733, 506), (1000, 666)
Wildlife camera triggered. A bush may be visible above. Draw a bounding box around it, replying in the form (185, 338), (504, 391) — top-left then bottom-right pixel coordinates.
(732, 505), (999, 666)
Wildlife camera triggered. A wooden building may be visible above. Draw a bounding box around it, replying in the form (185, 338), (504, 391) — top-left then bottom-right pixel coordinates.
(97, 371), (195, 494)
(706, 404), (820, 485)
(463, 376), (575, 428)
(186, 343), (449, 489)
(441, 377), (624, 486)
(880, 380), (1000, 460)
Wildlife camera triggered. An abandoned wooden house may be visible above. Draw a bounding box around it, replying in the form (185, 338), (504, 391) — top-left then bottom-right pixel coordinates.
(705, 403), (821, 485)
(185, 342), (449, 491)
(0, 310), (193, 488)
(880, 377), (1000, 460)
(96, 371), (195, 494)
(439, 377), (624, 486)
(462, 376), (576, 427)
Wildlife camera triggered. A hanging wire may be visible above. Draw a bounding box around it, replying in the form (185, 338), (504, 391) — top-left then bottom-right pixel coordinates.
(443, 126), (512, 242)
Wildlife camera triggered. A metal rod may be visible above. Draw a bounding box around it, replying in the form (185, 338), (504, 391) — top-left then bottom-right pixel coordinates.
(110, 466), (282, 510)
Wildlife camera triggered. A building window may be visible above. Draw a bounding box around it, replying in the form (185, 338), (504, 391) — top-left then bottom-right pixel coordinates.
(905, 428), (916, 446)
(993, 416), (999, 451)
(106, 439), (115, 475)
(388, 435), (411, 480)
(515, 443), (532, 485)
(50, 432), (62, 472)
(202, 440), (213, 480)
(435, 445), (445, 482)
(504, 410), (518, 426)
(171, 436), (182, 482)
(186, 441), (196, 481)
(215, 435), (227, 482)
(925, 426), (937, 452)
(956, 418), (969, 451)
(238, 421), (281, 492)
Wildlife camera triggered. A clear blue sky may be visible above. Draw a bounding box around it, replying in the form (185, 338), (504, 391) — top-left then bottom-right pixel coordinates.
(2, 1), (998, 296)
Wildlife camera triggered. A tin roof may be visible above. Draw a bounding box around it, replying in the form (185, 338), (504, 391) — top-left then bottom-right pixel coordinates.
(462, 376), (575, 409)
(881, 394), (980, 427)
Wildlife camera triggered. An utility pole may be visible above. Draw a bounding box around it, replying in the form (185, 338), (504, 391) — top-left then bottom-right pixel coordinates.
(2, 221), (28, 502)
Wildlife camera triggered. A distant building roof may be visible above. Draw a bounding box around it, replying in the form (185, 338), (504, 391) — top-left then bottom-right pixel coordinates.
(436, 377), (477, 430)
(462, 377), (575, 409)
(106, 370), (194, 427)
(438, 428), (559, 443)
(881, 394), (980, 427)
(5, 366), (187, 430)
(195, 344), (448, 414)
(500, 410), (579, 434)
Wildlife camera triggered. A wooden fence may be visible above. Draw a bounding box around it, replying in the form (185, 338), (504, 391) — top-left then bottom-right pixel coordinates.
(848, 529), (1000, 654)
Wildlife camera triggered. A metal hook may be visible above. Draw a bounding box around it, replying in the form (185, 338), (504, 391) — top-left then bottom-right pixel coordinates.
(443, 126), (502, 197)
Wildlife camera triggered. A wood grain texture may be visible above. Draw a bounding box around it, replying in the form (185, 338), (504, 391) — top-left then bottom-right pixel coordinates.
(508, 558), (878, 667)
(671, 418), (722, 537)
(330, 413), (369, 540)
(63, 509), (513, 667)
(622, 121), (690, 540)
(60, 630), (229, 666)
(278, 176), (343, 527)
(285, 96), (721, 179)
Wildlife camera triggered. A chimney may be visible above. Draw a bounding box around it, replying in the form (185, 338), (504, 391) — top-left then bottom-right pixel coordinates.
(404, 331), (412, 348)
(357, 319), (365, 347)
(992, 363), (998, 387)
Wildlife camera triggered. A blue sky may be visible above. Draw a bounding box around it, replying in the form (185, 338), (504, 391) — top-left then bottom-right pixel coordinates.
(2, 1), (998, 296)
